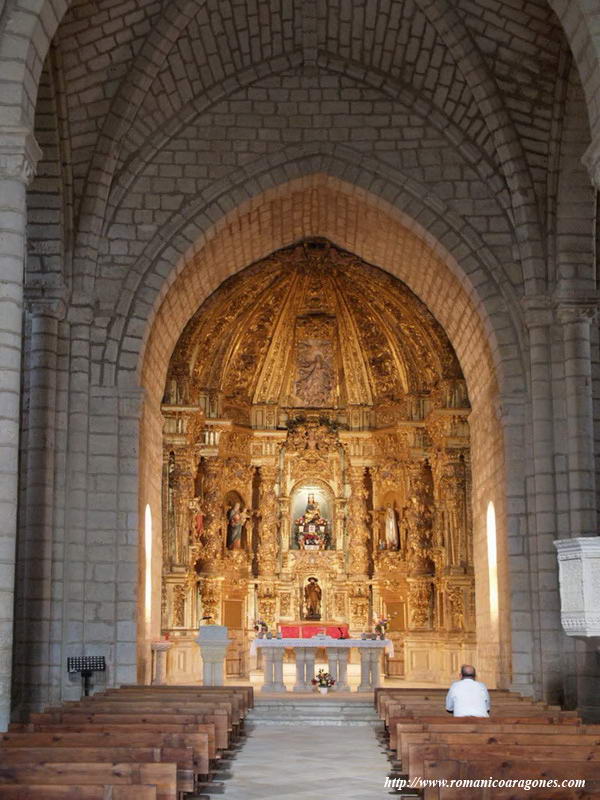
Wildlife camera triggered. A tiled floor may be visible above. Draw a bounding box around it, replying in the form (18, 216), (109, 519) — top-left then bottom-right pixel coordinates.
(216, 723), (393, 799)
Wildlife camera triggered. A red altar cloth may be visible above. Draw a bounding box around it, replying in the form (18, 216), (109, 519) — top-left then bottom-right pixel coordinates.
(279, 624), (350, 638)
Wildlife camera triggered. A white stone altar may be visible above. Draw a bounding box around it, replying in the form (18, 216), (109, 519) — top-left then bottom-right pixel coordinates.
(250, 636), (393, 693)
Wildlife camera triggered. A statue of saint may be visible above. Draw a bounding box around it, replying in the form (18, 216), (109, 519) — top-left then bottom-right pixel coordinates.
(303, 493), (321, 524)
(295, 344), (333, 406)
(384, 505), (399, 550)
(226, 502), (249, 550)
(304, 576), (322, 620)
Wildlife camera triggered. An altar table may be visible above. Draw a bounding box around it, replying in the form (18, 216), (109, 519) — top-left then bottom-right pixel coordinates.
(250, 636), (393, 693)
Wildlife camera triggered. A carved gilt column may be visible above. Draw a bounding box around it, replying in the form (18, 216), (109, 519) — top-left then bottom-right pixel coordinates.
(197, 459), (225, 573)
(170, 448), (196, 567)
(257, 465), (280, 577)
(347, 465), (369, 577)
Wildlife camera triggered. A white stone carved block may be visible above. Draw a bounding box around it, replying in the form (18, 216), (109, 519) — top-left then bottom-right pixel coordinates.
(554, 537), (600, 637)
(196, 625), (231, 685)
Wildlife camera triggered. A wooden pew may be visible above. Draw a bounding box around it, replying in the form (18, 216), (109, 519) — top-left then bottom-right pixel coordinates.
(0, 747), (194, 795)
(0, 763), (177, 800)
(0, 786), (157, 799)
(104, 685), (254, 713)
(388, 709), (579, 751)
(66, 698), (241, 739)
(422, 755), (600, 800)
(1, 730), (211, 777)
(29, 710), (230, 751)
(398, 729), (600, 769)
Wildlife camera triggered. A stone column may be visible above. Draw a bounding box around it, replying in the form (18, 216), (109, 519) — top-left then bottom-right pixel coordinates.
(327, 648), (339, 689)
(370, 648), (382, 688)
(272, 648), (286, 692)
(357, 647), (373, 692)
(522, 299), (561, 699)
(293, 648), (307, 691)
(557, 304), (598, 537)
(151, 641), (172, 685)
(336, 648), (350, 692)
(304, 648), (316, 689)
(14, 297), (64, 709)
(0, 128), (41, 730)
(261, 646), (276, 691)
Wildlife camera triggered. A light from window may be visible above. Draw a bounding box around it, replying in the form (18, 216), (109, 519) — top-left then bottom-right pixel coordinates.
(144, 504), (152, 627)
(486, 501), (498, 626)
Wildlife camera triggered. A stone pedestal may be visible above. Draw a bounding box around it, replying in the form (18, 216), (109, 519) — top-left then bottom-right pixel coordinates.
(327, 647), (350, 692)
(293, 647), (316, 692)
(261, 646), (286, 692)
(151, 640), (172, 685)
(196, 625), (231, 686)
(555, 537), (600, 637)
(358, 648), (381, 692)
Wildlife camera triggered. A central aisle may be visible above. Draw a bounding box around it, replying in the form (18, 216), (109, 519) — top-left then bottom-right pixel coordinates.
(215, 696), (392, 800)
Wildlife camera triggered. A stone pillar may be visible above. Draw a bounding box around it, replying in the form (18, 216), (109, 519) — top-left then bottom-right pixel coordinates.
(262, 646), (276, 691)
(272, 648), (286, 692)
(327, 648), (339, 689)
(14, 298), (64, 708)
(0, 128), (41, 730)
(522, 299), (562, 700)
(304, 647), (316, 688)
(336, 648), (350, 692)
(557, 304), (598, 537)
(151, 641), (172, 685)
(293, 647), (316, 691)
(357, 647), (373, 692)
(293, 647), (307, 691)
(370, 648), (382, 688)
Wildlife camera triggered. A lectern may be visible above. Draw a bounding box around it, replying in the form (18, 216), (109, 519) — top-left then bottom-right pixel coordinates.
(196, 625), (231, 685)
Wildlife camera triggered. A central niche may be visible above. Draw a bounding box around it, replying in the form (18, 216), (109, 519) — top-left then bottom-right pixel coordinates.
(160, 238), (475, 684)
(291, 481), (334, 550)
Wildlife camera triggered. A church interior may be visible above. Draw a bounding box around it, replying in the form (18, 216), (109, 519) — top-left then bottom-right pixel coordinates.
(2, 0), (600, 795)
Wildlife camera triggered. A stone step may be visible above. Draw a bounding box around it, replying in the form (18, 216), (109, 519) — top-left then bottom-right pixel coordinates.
(250, 698), (381, 726)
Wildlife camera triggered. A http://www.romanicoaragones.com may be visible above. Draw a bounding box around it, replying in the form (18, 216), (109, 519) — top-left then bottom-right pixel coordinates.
(384, 776), (586, 791)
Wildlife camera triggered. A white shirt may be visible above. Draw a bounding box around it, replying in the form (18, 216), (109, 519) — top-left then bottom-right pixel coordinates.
(445, 678), (490, 717)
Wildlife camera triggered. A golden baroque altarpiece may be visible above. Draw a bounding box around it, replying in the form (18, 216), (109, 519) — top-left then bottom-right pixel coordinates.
(160, 240), (475, 682)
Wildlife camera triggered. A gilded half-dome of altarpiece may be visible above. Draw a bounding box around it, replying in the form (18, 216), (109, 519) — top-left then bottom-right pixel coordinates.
(165, 239), (467, 423)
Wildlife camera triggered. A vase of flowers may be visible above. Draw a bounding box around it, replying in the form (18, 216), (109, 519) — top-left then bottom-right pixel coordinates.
(373, 617), (389, 639)
(311, 669), (335, 694)
(254, 620), (268, 638)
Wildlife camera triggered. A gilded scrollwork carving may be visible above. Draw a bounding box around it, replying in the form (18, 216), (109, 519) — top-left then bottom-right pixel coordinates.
(257, 466), (280, 577)
(408, 580), (433, 628)
(346, 466), (370, 576)
(172, 584), (186, 627)
(349, 586), (370, 628)
(446, 584), (465, 631)
(200, 578), (221, 623)
(257, 584), (277, 630)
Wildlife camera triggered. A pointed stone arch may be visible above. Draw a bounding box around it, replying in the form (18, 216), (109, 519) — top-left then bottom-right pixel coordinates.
(134, 172), (524, 689)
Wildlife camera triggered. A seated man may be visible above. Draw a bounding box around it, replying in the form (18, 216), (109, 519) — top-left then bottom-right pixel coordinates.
(445, 664), (490, 717)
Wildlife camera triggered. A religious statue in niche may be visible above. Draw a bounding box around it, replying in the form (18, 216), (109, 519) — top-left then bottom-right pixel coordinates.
(294, 492), (330, 549)
(189, 497), (204, 543)
(304, 577), (322, 620)
(384, 504), (399, 550)
(294, 339), (334, 407)
(226, 501), (250, 550)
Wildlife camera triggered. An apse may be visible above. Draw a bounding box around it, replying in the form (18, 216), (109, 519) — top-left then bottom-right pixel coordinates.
(158, 239), (475, 686)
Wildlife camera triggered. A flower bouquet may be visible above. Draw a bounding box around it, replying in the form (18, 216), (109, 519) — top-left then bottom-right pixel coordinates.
(373, 617), (389, 638)
(311, 669), (336, 694)
(254, 619), (268, 637)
